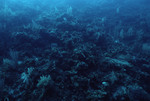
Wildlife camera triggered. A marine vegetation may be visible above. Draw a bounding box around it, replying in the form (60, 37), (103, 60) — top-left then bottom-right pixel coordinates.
(0, 0), (150, 101)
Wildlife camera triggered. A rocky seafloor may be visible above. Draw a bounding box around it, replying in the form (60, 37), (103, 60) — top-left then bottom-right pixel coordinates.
(0, 0), (150, 101)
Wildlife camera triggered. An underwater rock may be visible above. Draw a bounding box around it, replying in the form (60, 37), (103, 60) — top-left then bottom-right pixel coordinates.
(105, 57), (132, 68)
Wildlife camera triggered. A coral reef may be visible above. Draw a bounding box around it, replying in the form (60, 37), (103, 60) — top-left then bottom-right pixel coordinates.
(0, 0), (150, 101)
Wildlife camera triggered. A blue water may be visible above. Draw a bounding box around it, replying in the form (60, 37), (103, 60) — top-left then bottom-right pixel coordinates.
(0, 0), (150, 101)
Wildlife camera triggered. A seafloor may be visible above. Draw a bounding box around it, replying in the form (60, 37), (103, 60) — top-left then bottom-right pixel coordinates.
(0, 0), (150, 101)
